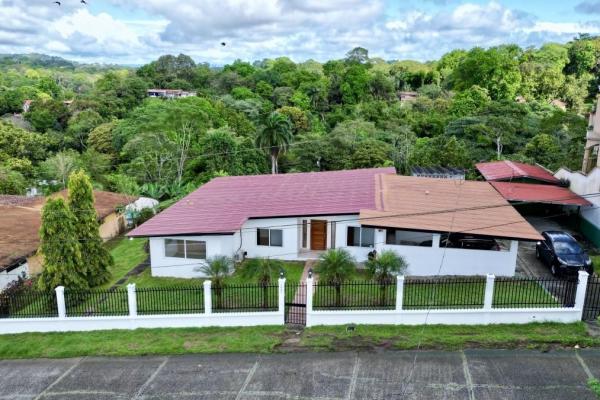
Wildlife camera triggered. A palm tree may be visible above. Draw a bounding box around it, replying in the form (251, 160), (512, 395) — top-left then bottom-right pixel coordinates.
(314, 249), (356, 307)
(241, 258), (283, 308)
(366, 250), (408, 306)
(256, 111), (293, 174)
(200, 256), (233, 309)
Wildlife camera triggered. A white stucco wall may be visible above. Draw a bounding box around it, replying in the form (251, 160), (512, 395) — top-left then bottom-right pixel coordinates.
(555, 167), (600, 227)
(0, 263), (28, 290)
(148, 216), (519, 278)
(379, 237), (519, 276)
(149, 235), (234, 278)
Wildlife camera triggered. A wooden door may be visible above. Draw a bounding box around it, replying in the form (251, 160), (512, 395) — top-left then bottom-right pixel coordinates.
(310, 220), (327, 250)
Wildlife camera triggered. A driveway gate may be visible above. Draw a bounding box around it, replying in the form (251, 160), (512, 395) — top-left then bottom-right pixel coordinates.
(584, 276), (600, 321)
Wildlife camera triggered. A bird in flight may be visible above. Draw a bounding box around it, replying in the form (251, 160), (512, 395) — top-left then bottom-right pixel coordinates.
(81, 0), (87, 4)
(221, 42), (226, 46)
(53, 1), (61, 5)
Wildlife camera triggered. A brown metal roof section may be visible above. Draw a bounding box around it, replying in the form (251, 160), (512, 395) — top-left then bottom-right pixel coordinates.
(361, 175), (543, 241)
(0, 191), (135, 269)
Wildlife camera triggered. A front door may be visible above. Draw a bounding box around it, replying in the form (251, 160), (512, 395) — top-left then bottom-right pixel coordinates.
(310, 220), (327, 250)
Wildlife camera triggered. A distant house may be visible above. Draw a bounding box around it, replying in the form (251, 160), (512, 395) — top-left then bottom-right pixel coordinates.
(147, 89), (197, 99)
(398, 91), (418, 102)
(411, 166), (465, 180)
(0, 191), (136, 290)
(128, 168), (540, 279)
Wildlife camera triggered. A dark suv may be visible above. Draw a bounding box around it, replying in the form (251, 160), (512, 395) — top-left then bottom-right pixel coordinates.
(535, 231), (593, 277)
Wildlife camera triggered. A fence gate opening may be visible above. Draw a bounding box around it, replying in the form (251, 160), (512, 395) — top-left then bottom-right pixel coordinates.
(584, 276), (600, 321)
(285, 282), (306, 325)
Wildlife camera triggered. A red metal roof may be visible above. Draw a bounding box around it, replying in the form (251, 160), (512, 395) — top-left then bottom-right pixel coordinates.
(128, 168), (396, 237)
(475, 160), (559, 184)
(490, 182), (591, 206)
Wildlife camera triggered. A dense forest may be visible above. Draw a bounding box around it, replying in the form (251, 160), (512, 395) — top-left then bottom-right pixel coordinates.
(1, 36), (599, 202)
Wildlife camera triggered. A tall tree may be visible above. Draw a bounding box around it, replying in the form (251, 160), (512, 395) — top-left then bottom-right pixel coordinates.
(256, 111), (293, 174)
(38, 198), (88, 291)
(67, 170), (113, 286)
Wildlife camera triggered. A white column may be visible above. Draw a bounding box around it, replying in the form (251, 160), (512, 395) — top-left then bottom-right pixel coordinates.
(127, 283), (137, 317)
(575, 271), (589, 315)
(55, 286), (66, 319)
(306, 276), (314, 327)
(278, 278), (286, 314)
(484, 274), (495, 310)
(203, 280), (212, 315)
(396, 275), (405, 311)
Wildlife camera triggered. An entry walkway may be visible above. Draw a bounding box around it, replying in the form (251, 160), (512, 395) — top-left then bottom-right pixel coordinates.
(2, 349), (599, 399)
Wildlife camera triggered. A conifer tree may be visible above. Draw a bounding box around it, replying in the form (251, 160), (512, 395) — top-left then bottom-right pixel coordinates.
(68, 170), (113, 286)
(37, 198), (88, 291)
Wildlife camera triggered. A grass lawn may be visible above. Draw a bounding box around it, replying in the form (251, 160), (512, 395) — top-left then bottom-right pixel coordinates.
(0, 322), (598, 359)
(101, 236), (148, 289)
(120, 261), (305, 313)
(313, 273), (560, 310)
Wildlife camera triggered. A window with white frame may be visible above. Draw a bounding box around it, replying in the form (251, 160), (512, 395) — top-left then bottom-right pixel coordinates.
(346, 226), (375, 247)
(257, 228), (283, 247)
(164, 239), (206, 259)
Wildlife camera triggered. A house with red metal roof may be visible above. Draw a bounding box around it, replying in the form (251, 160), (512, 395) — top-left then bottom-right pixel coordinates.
(475, 160), (560, 184)
(129, 168), (541, 278)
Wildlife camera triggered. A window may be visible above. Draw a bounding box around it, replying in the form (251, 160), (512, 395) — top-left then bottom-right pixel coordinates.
(330, 221), (336, 249)
(165, 239), (185, 258)
(346, 227), (375, 248)
(386, 229), (433, 247)
(164, 239), (206, 259)
(257, 228), (283, 247)
(186, 241), (206, 259)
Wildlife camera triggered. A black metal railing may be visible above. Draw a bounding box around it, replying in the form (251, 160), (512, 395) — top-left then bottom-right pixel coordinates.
(403, 277), (486, 310)
(493, 277), (575, 308)
(212, 283), (278, 313)
(0, 290), (57, 318)
(313, 281), (396, 310)
(136, 286), (204, 315)
(64, 289), (129, 317)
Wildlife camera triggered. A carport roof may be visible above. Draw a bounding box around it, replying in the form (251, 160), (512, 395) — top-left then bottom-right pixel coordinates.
(475, 160), (560, 184)
(489, 182), (591, 206)
(359, 175), (543, 241)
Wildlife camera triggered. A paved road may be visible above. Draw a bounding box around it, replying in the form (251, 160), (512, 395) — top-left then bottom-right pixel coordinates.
(2, 349), (600, 399)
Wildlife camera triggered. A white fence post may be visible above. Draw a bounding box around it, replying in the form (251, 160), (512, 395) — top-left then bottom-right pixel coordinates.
(396, 275), (404, 311)
(306, 276), (314, 327)
(204, 280), (212, 315)
(575, 271), (589, 316)
(484, 274), (495, 310)
(55, 286), (66, 319)
(278, 277), (286, 315)
(127, 283), (137, 317)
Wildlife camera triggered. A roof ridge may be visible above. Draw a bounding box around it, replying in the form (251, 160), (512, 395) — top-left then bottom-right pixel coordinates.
(504, 160), (526, 177)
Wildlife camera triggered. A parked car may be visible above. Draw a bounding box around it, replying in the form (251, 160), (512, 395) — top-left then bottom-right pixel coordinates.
(440, 233), (500, 251)
(535, 231), (593, 277)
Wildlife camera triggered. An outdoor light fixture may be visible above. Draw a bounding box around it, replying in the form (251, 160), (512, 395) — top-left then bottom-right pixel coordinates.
(308, 268), (313, 279)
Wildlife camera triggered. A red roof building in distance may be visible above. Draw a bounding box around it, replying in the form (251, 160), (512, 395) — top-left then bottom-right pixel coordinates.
(490, 182), (591, 207)
(475, 160), (560, 184)
(129, 167), (396, 237)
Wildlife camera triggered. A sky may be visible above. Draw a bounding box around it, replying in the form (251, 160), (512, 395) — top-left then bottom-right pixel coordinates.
(1, 0), (600, 66)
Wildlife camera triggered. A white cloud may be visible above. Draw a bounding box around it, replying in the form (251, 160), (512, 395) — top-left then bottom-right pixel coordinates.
(0, 0), (598, 64)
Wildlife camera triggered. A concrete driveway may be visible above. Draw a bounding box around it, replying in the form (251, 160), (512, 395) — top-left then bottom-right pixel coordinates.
(516, 216), (581, 278)
(1, 350), (600, 399)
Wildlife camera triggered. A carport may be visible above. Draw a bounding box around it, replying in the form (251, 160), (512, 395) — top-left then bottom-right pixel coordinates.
(490, 181), (591, 206)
